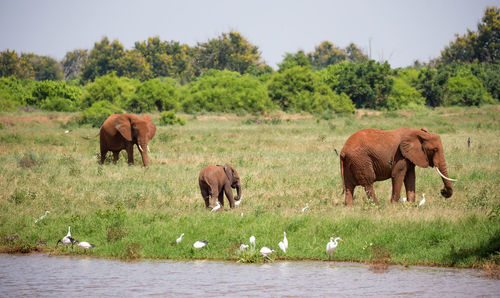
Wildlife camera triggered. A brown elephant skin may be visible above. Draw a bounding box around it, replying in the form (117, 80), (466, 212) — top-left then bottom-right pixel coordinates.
(199, 165), (241, 209)
(99, 113), (156, 166)
(340, 127), (454, 205)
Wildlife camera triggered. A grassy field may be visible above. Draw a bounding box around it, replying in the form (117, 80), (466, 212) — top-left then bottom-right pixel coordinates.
(0, 106), (499, 269)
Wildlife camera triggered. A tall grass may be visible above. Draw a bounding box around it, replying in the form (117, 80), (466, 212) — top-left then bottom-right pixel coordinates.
(0, 106), (499, 267)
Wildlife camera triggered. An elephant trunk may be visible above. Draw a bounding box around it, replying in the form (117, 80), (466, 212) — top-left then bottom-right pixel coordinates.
(436, 162), (453, 198)
(236, 183), (242, 201)
(139, 144), (149, 166)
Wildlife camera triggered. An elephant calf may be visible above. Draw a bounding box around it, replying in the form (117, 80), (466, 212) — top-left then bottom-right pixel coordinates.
(199, 164), (241, 210)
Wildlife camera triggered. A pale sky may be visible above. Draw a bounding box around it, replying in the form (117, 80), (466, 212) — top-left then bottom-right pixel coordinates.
(1, 0), (499, 69)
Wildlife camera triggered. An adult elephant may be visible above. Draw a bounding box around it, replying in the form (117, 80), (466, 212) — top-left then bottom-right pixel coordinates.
(199, 164), (241, 209)
(99, 113), (156, 166)
(340, 127), (456, 205)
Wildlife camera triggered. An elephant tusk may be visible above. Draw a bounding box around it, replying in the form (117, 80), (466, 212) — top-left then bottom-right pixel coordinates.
(138, 145), (144, 152)
(147, 145), (150, 152)
(435, 167), (457, 182)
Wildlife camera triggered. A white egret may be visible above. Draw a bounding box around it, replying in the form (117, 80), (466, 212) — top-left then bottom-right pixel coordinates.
(176, 233), (184, 244)
(75, 241), (95, 252)
(249, 236), (256, 248)
(211, 202), (221, 212)
(64, 130), (71, 134)
(326, 237), (343, 261)
(193, 240), (208, 249)
(400, 197), (407, 202)
(235, 198), (242, 206)
(283, 232), (288, 250)
(57, 226), (76, 247)
(35, 210), (50, 223)
(301, 203), (309, 213)
(278, 241), (286, 253)
(239, 244), (249, 251)
(419, 193), (426, 206)
(260, 247), (275, 257)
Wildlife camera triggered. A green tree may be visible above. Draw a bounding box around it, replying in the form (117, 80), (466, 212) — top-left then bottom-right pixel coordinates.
(196, 31), (265, 74)
(321, 61), (393, 109)
(182, 70), (274, 113)
(81, 37), (126, 82)
(384, 76), (425, 110)
(440, 6), (499, 63)
(115, 50), (153, 81)
(22, 54), (63, 81)
(444, 74), (494, 106)
(278, 51), (311, 72)
(0, 50), (34, 79)
(345, 43), (369, 63)
(62, 49), (88, 80)
(307, 41), (347, 70)
(125, 77), (179, 113)
(81, 73), (139, 108)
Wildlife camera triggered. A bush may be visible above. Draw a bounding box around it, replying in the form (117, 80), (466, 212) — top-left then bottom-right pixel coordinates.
(444, 74), (494, 106)
(159, 111), (186, 126)
(0, 77), (35, 110)
(30, 80), (82, 109)
(81, 73), (139, 108)
(268, 66), (355, 114)
(384, 77), (425, 110)
(182, 70), (274, 113)
(78, 100), (123, 127)
(125, 77), (179, 113)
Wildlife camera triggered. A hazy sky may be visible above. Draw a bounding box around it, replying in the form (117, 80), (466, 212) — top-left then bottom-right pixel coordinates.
(1, 0), (499, 68)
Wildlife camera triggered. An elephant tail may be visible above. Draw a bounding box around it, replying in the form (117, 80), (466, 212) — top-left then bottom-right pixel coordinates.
(81, 133), (99, 140)
(340, 151), (346, 195)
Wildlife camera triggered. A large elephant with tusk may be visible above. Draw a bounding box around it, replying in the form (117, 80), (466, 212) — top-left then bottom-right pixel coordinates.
(340, 127), (456, 205)
(99, 113), (156, 166)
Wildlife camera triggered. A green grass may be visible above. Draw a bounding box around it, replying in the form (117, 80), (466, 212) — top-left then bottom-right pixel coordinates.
(0, 107), (499, 268)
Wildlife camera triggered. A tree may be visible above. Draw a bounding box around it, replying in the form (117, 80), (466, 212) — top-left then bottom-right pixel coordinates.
(278, 51), (310, 72)
(345, 43), (369, 63)
(23, 54), (63, 81)
(196, 31), (265, 74)
(307, 41), (347, 70)
(125, 77), (179, 113)
(440, 6), (500, 63)
(81, 37), (126, 82)
(444, 74), (494, 106)
(81, 73), (139, 108)
(62, 49), (88, 80)
(115, 50), (152, 81)
(0, 50), (34, 79)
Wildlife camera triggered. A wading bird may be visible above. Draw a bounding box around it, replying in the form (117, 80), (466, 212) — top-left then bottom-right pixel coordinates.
(260, 247), (275, 257)
(239, 244), (249, 251)
(301, 203), (309, 213)
(326, 237), (343, 261)
(419, 193), (426, 206)
(56, 226), (76, 247)
(35, 210), (50, 223)
(176, 233), (184, 244)
(282, 232), (288, 250)
(75, 241), (95, 252)
(211, 202), (221, 212)
(278, 241), (286, 253)
(400, 197), (407, 202)
(235, 198), (242, 206)
(249, 236), (256, 249)
(193, 240), (208, 249)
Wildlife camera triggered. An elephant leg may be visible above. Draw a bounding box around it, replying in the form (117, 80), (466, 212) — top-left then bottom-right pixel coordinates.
(112, 151), (120, 164)
(344, 181), (355, 206)
(391, 160), (407, 203)
(218, 192), (225, 209)
(364, 184), (378, 204)
(200, 184), (210, 208)
(100, 148), (108, 164)
(224, 184), (235, 208)
(126, 143), (134, 165)
(404, 163), (416, 202)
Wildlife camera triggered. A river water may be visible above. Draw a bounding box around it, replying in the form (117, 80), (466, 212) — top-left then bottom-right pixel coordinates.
(0, 254), (499, 297)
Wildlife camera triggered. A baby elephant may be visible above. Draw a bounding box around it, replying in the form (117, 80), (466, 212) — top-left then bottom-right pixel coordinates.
(199, 164), (241, 210)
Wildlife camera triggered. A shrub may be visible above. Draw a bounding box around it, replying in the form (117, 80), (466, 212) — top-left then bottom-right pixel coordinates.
(444, 74), (494, 106)
(81, 73), (139, 108)
(78, 100), (123, 127)
(30, 80), (82, 109)
(182, 70), (274, 113)
(159, 111), (186, 126)
(384, 77), (425, 110)
(125, 77), (179, 113)
(0, 77), (35, 110)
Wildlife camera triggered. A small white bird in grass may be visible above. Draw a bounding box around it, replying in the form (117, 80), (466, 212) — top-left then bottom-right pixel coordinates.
(239, 244), (249, 251)
(260, 247), (275, 257)
(400, 197), (407, 203)
(326, 237), (343, 261)
(278, 241), (286, 253)
(301, 203), (309, 213)
(419, 193), (426, 206)
(57, 226), (76, 247)
(176, 233), (184, 244)
(249, 236), (256, 248)
(211, 202), (221, 212)
(75, 241), (95, 252)
(35, 210), (50, 223)
(283, 232), (288, 250)
(64, 130), (71, 134)
(235, 197), (242, 206)
(193, 240), (208, 249)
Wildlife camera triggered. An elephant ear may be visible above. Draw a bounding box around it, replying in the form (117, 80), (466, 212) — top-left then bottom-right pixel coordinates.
(400, 130), (429, 168)
(223, 164), (233, 183)
(142, 114), (156, 140)
(114, 114), (132, 141)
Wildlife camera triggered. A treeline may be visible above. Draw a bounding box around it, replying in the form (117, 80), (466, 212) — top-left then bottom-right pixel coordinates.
(0, 7), (498, 123)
